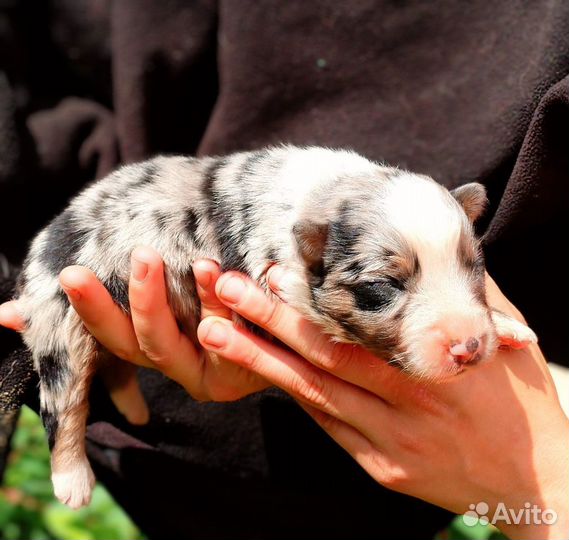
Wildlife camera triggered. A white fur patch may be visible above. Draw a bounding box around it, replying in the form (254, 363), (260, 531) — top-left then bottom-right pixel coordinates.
(382, 173), (463, 255)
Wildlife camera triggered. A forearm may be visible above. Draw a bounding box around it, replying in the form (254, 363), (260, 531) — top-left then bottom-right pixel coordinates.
(500, 423), (569, 540)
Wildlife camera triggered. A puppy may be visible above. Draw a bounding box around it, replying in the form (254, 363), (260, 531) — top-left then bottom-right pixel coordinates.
(16, 146), (536, 507)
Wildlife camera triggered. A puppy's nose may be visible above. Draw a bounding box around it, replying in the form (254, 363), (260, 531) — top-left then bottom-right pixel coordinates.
(466, 337), (479, 353)
(449, 337), (482, 364)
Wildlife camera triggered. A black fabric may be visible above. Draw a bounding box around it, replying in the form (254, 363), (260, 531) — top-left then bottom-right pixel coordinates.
(0, 257), (36, 411)
(1, 1), (568, 538)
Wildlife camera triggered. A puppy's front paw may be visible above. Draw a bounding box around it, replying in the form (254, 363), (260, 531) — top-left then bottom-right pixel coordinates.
(491, 310), (537, 349)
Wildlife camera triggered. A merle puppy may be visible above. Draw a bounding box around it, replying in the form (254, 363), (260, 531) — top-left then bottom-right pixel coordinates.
(16, 146), (536, 507)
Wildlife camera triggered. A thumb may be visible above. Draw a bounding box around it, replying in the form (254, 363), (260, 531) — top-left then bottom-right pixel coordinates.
(0, 300), (26, 332)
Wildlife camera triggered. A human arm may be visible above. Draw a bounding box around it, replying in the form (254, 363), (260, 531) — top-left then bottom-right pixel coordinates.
(2, 253), (567, 538)
(194, 268), (569, 540)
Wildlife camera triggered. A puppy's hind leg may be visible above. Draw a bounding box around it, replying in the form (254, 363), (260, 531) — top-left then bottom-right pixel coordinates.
(39, 311), (97, 509)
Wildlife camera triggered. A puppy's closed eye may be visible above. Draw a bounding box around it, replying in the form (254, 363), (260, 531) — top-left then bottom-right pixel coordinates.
(352, 280), (402, 311)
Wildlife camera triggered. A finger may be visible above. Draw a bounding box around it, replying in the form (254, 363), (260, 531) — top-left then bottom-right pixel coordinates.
(198, 316), (392, 436)
(59, 266), (151, 367)
(265, 265), (289, 302)
(128, 247), (200, 371)
(128, 248), (269, 401)
(214, 271), (407, 401)
(192, 259), (233, 320)
(0, 300), (26, 332)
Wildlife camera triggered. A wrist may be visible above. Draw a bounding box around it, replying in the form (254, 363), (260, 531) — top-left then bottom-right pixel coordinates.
(499, 501), (569, 540)
(498, 416), (569, 540)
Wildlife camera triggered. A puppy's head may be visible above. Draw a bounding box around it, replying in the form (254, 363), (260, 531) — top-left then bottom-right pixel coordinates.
(288, 171), (496, 380)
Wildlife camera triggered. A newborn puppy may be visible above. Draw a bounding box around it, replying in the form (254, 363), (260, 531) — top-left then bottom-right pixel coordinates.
(16, 146), (536, 507)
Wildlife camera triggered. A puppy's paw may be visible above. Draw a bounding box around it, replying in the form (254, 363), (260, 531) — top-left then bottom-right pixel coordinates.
(491, 310), (538, 349)
(52, 461), (96, 509)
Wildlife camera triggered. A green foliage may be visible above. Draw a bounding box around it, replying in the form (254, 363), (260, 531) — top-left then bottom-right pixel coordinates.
(0, 406), (145, 540)
(435, 516), (508, 540)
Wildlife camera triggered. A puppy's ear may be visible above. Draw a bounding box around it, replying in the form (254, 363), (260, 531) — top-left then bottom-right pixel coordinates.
(451, 182), (487, 222)
(292, 220), (329, 277)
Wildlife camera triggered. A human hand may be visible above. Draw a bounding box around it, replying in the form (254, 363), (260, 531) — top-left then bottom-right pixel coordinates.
(0, 247), (268, 401)
(195, 269), (569, 540)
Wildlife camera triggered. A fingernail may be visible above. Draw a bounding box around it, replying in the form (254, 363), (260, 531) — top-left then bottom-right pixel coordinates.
(61, 285), (81, 301)
(219, 276), (246, 304)
(267, 266), (285, 290)
(203, 321), (228, 348)
(131, 257), (148, 282)
(192, 263), (212, 288)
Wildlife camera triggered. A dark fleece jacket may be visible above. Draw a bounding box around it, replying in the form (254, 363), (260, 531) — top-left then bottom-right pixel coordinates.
(1, 1), (568, 538)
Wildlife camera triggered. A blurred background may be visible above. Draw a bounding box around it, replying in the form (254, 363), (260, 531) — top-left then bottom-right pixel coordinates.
(1, 407), (144, 540)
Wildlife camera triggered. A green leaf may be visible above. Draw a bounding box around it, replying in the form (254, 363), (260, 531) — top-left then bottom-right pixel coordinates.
(448, 515), (497, 540)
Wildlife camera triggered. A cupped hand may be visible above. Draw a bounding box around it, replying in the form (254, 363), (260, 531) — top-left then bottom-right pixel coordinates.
(0, 247), (268, 401)
(196, 268), (569, 540)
